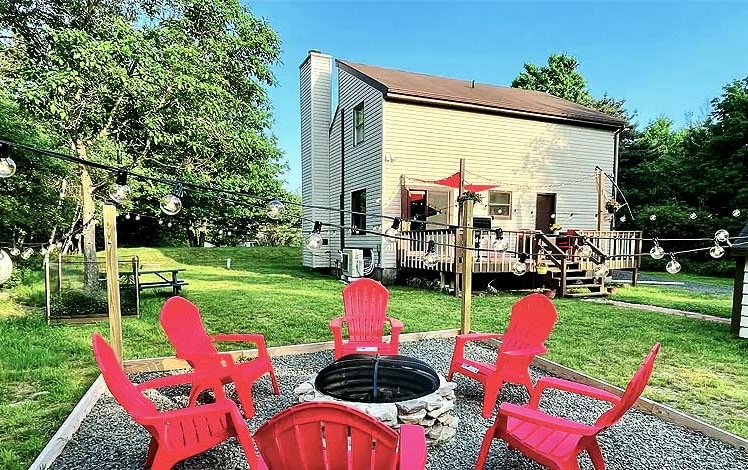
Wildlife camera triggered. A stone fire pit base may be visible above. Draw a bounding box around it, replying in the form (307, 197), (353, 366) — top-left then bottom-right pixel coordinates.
(293, 374), (458, 445)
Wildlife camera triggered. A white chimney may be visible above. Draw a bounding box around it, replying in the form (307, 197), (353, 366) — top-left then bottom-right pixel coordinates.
(299, 50), (332, 268)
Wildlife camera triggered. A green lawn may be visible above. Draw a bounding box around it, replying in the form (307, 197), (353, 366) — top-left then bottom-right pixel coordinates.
(609, 279), (733, 319)
(1, 247), (747, 469)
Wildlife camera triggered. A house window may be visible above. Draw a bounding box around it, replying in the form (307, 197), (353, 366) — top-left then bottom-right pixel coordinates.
(353, 102), (365, 145)
(488, 191), (512, 219)
(351, 189), (366, 234)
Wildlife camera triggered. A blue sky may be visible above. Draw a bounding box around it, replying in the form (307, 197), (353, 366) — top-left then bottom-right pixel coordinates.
(247, 1), (748, 192)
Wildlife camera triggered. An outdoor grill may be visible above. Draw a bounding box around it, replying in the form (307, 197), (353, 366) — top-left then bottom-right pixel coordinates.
(314, 354), (440, 403)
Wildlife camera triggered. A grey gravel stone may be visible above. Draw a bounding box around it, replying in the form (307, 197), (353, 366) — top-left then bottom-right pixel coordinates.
(49, 338), (748, 470)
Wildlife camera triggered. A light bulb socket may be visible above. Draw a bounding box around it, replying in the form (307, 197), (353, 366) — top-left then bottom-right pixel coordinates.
(519, 252), (529, 263)
(1, 142), (9, 158)
(312, 221), (322, 234)
(426, 239), (436, 254)
(391, 217), (401, 230)
(494, 228), (504, 240)
(171, 183), (184, 198)
(115, 171), (128, 186)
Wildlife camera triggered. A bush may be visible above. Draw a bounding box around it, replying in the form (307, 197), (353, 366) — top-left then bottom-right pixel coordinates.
(50, 286), (138, 318)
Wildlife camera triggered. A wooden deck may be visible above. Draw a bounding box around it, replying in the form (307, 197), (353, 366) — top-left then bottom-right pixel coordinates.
(397, 229), (642, 274)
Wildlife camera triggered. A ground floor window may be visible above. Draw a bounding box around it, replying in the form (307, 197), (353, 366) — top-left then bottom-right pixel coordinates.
(351, 189), (366, 234)
(488, 191), (512, 219)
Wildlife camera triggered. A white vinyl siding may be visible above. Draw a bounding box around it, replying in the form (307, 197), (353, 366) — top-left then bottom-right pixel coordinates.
(338, 68), (383, 257)
(300, 53), (332, 268)
(381, 101), (616, 268)
(741, 261), (748, 338)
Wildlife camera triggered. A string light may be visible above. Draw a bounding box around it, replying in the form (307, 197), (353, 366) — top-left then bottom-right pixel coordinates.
(733, 209), (741, 217)
(593, 262), (609, 278)
(665, 254), (681, 274)
(306, 221), (323, 251)
(491, 228), (509, 252)
(714, 229), (730, 244)
(649, 239), (665, 260)
(0, 143), (16, 178)
(709, 244), (725, 259)
(135, 215), (141, 221)
(512, 253), (529, 276)
(108, 171), (129, 204)
(160, 183), (183, 216)
(21, 248), (33, 259)
(422, 240), (439, 268)
(267, 199), (284, 220)
(384, 217), (401, 238)
(577, 244), (593, 259)
(650, 214), (657, 221)
(689, 212), (697, 220)
(125, 214), (131, 220)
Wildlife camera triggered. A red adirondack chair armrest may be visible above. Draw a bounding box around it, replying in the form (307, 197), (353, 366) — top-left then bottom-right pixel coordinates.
(136, 371), (227, 399)
(386, 317), (404, 341)
(211, 333), (268, 349)
(329, 316), (346, 342)
(501, 345), (548, 357)
(455, 333), (504, 346)
(139, 397), (237, 426)
(498, 403), (598, 436)
(398, 424), (427, 469)
(529, 376), (621, 408)
(176, 351), (236, 369)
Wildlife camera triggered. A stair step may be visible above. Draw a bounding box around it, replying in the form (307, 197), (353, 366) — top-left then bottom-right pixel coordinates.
(564, 291), (609, 298)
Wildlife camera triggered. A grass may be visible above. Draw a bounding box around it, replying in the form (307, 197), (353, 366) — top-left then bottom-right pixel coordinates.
(1, 247), (747, 469)
(640, 270), (735, 288)
(609, 280), (733, 318)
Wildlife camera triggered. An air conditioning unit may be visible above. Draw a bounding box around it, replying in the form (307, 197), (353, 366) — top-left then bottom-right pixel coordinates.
(341, 249), (365, 278)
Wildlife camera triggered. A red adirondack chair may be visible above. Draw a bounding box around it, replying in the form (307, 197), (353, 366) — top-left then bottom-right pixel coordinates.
(159, 296), (280, 418)
(475, 343), (661, 470)
(91, 333), (267, 470)
(330, 278), (404, 360)
(447, 293), (558, 418)
(254, 401), (427, 470)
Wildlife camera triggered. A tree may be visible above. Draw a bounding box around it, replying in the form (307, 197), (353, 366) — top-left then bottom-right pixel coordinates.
(1, 0), (285, 289)
(512, 54), (595, 105)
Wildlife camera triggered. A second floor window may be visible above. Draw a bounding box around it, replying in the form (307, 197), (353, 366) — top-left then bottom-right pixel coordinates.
(354, 102), (365, 145)
(351, 189), (366, 234)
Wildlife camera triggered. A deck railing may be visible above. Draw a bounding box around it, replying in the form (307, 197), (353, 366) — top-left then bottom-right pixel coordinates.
(398, 229), (641, 273)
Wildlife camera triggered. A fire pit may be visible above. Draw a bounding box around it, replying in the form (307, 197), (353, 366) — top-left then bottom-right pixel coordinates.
(294, 354), (459, 445)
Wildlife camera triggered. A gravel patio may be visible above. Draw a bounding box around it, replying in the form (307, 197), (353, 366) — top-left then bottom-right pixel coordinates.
(50, 338), (748, 470)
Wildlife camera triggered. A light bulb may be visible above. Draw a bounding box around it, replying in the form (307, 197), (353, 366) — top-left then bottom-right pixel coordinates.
(135, 215), (141, 221)
(10, 247), (20, 257)
(21, 247), (34, 260)
(158, 219), (164, 225)
(512, 260), (527, 276)
(594, 263), (609, 278)
(491, 238), (509, 252)
(577, 245), (593, 259)
(160, 183), (184, 216)
(125, 214), (131, 220)
(0, 157), (16, 178)
(0, 250), (12, 285)
(619, 215), (627, 223)
(689, 212), (697, 220)
(733, 209), (741, 217)
(108, 172), (129, 204)
(650, 214), (657, 221)
(666, 258), (681, 274)
(384, 217), (401, 239)
(39, 247), (48, 255)
(306, 232), (323, 251)
(650, 245), (665, 260)
(709, 245), (725, 259)
(267, 199), (284, 220)
(167, 222), (173, 228)
(550, 213), (556, 219)
(714, 229), (730, 243)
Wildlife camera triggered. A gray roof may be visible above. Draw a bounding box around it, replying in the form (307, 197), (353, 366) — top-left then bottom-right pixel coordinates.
(731, 223), (748, 255)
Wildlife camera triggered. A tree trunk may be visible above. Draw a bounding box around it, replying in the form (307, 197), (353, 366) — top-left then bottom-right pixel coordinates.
(76, 142), (100, 292)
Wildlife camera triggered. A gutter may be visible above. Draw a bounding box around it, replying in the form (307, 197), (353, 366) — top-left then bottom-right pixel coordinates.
(385, 92), (624, 131)
(611, 127), (622, 230)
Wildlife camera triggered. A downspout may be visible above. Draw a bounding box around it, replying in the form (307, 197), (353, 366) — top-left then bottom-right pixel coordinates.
(611, 127), (622, 231)
(340, 108), (346, 251)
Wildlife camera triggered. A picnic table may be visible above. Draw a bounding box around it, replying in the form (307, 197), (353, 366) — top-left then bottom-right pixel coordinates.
(136, 268), (188, 296)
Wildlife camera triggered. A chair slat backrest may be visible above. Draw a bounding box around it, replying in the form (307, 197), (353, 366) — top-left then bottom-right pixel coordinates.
(342, 279), (390, 343)
(255, 402), (400, 470)
(160, 296), (217, 355)
(499, 293), (558, 354)
(595, 343), (661, 429)
(92, 333), (157, 420)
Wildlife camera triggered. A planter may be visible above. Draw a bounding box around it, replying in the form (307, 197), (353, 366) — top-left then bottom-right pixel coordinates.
(536, 264), (548, 275)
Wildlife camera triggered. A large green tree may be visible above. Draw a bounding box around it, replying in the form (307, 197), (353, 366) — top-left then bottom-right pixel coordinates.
(1, 0), (286, 288)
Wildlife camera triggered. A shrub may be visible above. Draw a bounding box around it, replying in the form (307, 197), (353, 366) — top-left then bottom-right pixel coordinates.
(50, 286), (138, 318)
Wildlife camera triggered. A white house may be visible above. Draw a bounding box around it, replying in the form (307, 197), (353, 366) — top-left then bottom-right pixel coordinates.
(730, 223), (748, 338)
(299, 50), (635, 288)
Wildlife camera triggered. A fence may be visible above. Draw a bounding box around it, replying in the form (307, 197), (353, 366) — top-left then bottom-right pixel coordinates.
(45, 254), (139, 324)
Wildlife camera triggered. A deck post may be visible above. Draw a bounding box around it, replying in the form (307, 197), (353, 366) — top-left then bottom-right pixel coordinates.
(632, 235), (642, 286)
(596, 168), (605, 232)
(455, 158), (466, 298)
(460, 196), (474, 334)
(103, 204), (123, 363)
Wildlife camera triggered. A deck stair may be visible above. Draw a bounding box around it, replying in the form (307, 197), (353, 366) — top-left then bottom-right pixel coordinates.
(536, 232), (609, 299)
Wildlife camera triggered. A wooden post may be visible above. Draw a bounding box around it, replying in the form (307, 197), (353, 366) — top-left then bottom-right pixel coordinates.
(103, 204), (123, 363)
(132, 256), (141, 317)
(455, 159), (466, 298)
(596, 168), (605, 231)
(632, 235), (642, 287)
(460, 197), (474, 334)
(56, 251), (63, 294)
(44, 254), (51, 324)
